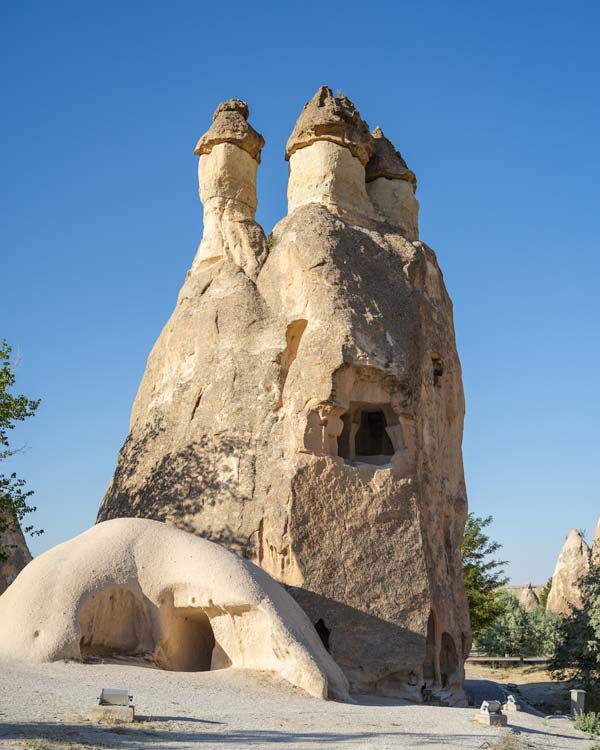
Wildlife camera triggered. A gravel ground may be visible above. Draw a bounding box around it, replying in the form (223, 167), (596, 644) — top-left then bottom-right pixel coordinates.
(0, 659), (596, 750)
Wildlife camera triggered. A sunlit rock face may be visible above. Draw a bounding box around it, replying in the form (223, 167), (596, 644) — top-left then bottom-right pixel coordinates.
(98, 87), (471, 704)
(547, 529), (591, 616)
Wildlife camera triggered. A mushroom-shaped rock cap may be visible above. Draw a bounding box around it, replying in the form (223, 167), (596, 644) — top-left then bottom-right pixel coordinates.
(285, 86), (375, 166)
(194, 98), (265, 163)
(365, 127), (417, 190)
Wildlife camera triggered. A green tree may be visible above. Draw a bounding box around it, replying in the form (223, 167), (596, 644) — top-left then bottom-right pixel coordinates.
(478, 591), (561, 656)
(550, 564), (600, 689)
(462, 513), (508, 640)
(0, 340), (42, 560)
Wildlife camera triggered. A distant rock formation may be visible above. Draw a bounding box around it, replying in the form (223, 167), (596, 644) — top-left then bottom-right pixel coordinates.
(519, 582), (540, 611)
(0, 523), (32, 595)
(546, 529), (591, 615)
(98, 87), (471, 703)
(593, 518), (600, 567)
(0, 518), (349, 700)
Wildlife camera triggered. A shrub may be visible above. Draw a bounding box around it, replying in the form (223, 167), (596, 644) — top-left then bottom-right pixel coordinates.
(478, 591), (561, 656)
(574, 710), (600, 736)
(462, 514), (508, 640)
(550, 565), (600, 688)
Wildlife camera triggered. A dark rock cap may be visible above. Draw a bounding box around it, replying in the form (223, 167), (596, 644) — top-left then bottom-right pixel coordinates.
(285, 86), (375, 166)
(194, 99), (265, 163)
(365, 127), (417, 191)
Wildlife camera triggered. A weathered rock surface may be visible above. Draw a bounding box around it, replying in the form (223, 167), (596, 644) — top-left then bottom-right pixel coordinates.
(0, 523), (32, 595)
(546, 529), (591, 615)
(286, 86), (374, 165)
(592, 518), (600, 567)
(98, 89), (471, 702)
(0, 518), (348, 700)
(194, 98), (265, 162)
(519, 582), (540, 611)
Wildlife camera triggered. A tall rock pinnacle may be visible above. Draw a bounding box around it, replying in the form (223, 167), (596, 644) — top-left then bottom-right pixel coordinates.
(593, 517), (600, 566)
(99, 90), (470, 704)
(366, 127), (419, 239)
(285, 87), (376, 222)
(192, 99), (267, 279)
(547, 529), (591, 615)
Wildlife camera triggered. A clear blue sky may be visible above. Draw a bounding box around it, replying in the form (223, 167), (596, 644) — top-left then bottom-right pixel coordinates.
(2, 1), (599, 584)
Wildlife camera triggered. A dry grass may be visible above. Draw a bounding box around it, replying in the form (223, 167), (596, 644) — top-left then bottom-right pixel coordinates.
(23, 740), (106, 750)
(479, 730), (530, 749)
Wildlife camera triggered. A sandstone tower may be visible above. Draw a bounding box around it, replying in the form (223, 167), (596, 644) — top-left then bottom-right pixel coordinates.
(98, 88), (471, 702)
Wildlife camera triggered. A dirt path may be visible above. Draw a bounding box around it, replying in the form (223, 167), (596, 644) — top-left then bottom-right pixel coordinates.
(465, 663), (574, 715)
(0, 659), (595, 749)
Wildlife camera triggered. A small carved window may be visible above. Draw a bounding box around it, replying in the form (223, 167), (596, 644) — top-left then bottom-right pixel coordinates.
(431, 354), (444, 387)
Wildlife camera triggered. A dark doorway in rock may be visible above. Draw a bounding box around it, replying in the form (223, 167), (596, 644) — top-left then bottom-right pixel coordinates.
(355, 410), (394, 457)
(423, 611), (438, 685)
(337, 403), (399, 465)
(314, 618), (331, 652)
(440, 632), (458, 688)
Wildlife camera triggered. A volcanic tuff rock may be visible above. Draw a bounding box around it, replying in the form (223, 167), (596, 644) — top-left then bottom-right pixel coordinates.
(0, 518), (348, 699)
(519, 582), (540, 611)
(593, 518), (600, 566)
(285, 86), (374, 165)
(98, 88), (471, 702)
(546, 529), (591, 615)
(0, 524), (32, 595)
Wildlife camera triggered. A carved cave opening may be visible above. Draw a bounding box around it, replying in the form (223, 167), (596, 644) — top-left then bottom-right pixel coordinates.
(78, 585), (216, 672)
(338, 403), (397, 465)
(440, 632), (459, 688)
(314, 618), (331, 652)
(423, 611), (438, 686)
(431, 353), (444, 387)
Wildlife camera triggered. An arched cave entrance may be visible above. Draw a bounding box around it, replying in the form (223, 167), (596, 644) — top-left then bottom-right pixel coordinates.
(78, 586), (216, 672)
(314, 618), (331, 652)
(440, 632), (458, 688)
(338, 403), (398, 465)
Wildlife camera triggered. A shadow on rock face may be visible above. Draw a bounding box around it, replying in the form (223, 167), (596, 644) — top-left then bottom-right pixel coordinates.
(98, 422), (255, 557)
(287, 587), (430, 699)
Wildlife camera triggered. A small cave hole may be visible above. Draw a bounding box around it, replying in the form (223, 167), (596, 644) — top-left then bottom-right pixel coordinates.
(314, 618), (331, 652)
(431, 354), (444, 387)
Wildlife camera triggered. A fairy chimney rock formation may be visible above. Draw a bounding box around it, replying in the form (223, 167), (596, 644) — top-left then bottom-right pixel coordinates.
(366, 127), (419, 240)
(99, 88), (470, 703)
(192, 99), (267, 279)
(519, 582), (540, 611)
(547, 529), (591, 615)
(592, 518), (600, 567)
(285, 87), (376, 222)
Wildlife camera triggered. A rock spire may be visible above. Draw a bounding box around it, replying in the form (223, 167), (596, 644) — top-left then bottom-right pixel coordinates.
(593, 517), (600, 566)
(191, 98), (267, 279)
(194, 98), (265, 162)
(365, 127), (416, 188)
(519, 582), (540, 611)
(99, 90), (470, 704)
(365, 126), (419, 239)
(546, 529), (591, 615)
(285, 86), (374, 165)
